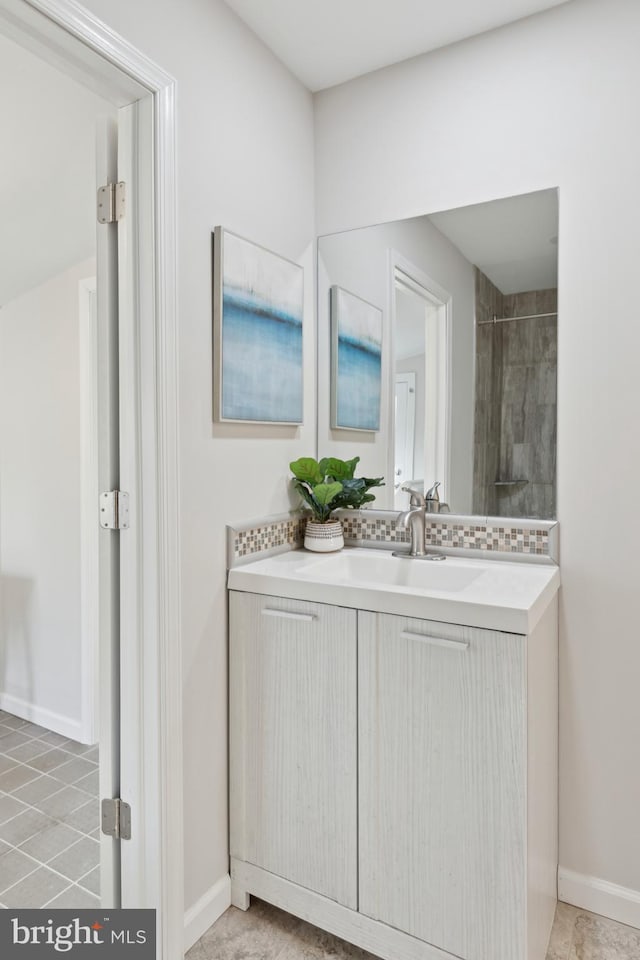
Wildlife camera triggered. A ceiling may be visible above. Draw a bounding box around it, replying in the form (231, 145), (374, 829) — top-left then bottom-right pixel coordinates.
(0, 33), (114, 308)
(428, 189), (559, 295)
(223, 0), (570, 91)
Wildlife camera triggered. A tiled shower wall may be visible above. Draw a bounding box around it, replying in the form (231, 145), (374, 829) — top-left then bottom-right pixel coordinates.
(473, 270), (504, 515)
(473, 268), (557, 519)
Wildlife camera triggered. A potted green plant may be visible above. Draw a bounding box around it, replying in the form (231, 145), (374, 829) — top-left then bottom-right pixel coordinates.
(290, 456), (384, 552)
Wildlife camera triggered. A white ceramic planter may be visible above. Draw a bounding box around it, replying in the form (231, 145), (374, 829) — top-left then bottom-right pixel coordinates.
(304, 520), (344, 553)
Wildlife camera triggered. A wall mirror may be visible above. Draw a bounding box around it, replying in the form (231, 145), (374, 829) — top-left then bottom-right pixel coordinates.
(317, 188), (558, 520)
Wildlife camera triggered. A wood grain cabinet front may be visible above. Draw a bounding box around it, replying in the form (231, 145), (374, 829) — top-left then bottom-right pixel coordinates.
(358, 611), (526, 960)
(229, 589), (558, 960)
(229, 591), (358, 909)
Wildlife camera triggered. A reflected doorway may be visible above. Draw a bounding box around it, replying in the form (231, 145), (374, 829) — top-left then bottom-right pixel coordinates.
(392, 263), (450, 509)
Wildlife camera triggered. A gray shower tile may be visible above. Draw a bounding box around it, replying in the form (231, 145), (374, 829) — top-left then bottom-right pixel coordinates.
(537, 360), (557, 404)
(531, 405), (557, 483)
(534, 316), (558, 361)
(2, 865), (69, 908)
(512, 443), (532, 480)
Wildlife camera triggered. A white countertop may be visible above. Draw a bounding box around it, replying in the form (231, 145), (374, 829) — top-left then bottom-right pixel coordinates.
(228, 547), (560, 634)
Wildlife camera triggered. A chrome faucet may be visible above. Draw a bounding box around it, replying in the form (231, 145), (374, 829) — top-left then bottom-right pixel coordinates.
(393, 486), (446, 561)
(394, 487), (427, 557)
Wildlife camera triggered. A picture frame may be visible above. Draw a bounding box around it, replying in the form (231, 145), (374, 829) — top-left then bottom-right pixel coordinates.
(213, 227), (304, 424)
(330, 285), (383, 432)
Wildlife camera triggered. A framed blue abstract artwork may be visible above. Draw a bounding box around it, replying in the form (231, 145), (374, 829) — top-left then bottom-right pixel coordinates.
(330, 285), (382, 432)
(213, 227), (304, 424)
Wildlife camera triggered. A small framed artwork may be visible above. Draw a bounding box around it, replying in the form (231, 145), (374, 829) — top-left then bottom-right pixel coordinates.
(330, 285), (383, 431)
(213, 227), (304, 424)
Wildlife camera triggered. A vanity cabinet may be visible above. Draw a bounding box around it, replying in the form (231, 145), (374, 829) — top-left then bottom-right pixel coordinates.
(229, 588), (558, 960)
(229, 592), (358, 909)
(358, 612), (525, 960)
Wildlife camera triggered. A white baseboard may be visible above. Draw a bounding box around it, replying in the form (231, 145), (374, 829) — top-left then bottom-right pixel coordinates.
(0, 692), (85, 743)
(559, 867), (640, 930)
(184, 873), (231, 952)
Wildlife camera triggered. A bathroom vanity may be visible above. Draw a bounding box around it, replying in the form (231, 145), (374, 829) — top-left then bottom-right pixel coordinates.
(228, 548), (560, 960)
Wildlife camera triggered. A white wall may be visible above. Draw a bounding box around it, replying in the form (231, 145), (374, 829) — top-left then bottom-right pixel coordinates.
(315, 0), (640, 916)
(318, 216), (474, 511)
(81, 0), (316, 919)
(0, 33), (113, 307)
(0, 259), (95, 739)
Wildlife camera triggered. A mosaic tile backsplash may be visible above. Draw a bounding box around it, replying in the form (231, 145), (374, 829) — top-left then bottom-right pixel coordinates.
(232, 516), (306, 560)
(230, 511), (554, 562)
(340, 513), (550, 555)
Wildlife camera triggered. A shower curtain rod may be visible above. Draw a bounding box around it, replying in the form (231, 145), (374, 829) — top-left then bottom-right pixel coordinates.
(477, 311), (558, 326)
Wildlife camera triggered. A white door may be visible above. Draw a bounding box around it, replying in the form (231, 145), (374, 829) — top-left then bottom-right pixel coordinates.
(97, 100), (153, 908)
(394, 372), (416, 506)
(95, 115), (122, 908)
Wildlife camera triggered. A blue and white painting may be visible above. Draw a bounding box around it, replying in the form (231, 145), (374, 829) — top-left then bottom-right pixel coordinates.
(216, 229), (304, 423)
(331, 286), (382, 431)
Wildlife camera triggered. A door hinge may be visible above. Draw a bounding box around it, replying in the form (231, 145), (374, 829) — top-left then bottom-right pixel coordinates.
(100, 490), (130, 530)
(97, 181), (126, 223)
(101, 798), (132, 840)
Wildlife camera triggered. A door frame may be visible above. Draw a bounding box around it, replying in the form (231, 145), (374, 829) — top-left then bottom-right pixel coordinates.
(389, 249), (452, 505)
(0, 2), (183, 957)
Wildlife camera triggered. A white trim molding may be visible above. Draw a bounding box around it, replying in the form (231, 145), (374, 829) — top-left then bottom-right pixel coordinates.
(559, 868), (640, 930)
(0, 693), (84, 743)
(184, 874), (231, 953)
(0, 2), (183, 958)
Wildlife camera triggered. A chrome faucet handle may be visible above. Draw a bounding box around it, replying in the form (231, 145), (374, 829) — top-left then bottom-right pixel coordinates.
(401, 486), (426, 508)
(425, 481), (441, 501)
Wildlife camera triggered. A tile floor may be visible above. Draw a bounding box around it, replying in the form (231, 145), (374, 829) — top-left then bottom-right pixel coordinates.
(0, 710), (100, 908)
(187, 898), (640, 960)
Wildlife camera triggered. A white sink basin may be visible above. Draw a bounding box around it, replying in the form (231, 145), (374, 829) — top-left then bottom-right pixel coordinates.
(228, 546), (560, 633)
(297, 551), (484, 593)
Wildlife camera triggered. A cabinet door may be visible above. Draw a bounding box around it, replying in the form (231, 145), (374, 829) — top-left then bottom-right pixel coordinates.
(230, 591), (358, 909)
(358, 611), (526, 960)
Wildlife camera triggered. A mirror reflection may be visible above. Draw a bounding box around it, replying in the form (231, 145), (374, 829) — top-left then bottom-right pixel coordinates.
(317, 189), (558, 519)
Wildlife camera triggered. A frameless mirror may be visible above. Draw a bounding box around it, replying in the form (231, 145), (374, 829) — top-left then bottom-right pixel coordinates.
(317, 189), (558, 520)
